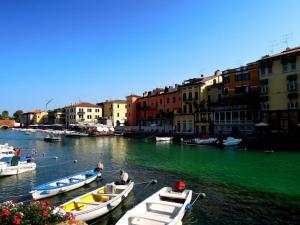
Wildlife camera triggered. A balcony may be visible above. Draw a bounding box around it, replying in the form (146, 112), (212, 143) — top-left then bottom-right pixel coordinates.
(183, 97), (198, 102)
(287, 82), (298, 91)
(77, 111), (85, 115)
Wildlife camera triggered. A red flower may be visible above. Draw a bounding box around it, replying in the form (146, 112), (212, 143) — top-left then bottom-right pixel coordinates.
(3, 209), (11, 216)
(13, 215), (22, 225)
(43, 210), (49, 217)
(11, 199), (18, 204)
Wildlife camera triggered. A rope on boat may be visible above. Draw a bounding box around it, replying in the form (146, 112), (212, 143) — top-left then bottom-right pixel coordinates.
(185, 192), (206, 210)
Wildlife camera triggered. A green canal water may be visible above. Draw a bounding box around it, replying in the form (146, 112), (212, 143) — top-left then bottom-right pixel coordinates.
(0, 130), (300, 224)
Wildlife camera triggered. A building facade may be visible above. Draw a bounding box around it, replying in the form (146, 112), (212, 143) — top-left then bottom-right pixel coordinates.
(101, 100), (127, 127)
(213, 62), (260, 136)
(20, 110), (47, 126)
(126, 95), (140, 126)
(259, 46), (300, 134)
(134, 86), (180, 133)
(65, 102), (102, 126)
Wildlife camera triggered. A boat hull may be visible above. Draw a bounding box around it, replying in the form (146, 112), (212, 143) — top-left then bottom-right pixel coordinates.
(57, 181), (134, 222)
(0, 163), (36, 176)
(31, 170), (100, 200)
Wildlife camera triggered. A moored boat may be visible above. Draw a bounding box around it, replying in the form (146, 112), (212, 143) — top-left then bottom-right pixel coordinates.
(222, 137), (242, 146)
(56, 180), (134, 221)
(30, 170), (101, 200)
(0, 156), (36, 176)
(0, 144), (15, 159)
(116, 185), (192, 225)
(193, 137), (217, 145)
(156, 137), (173, 142)
(44, 135), (62, 142)
(65, 132), (89, 137)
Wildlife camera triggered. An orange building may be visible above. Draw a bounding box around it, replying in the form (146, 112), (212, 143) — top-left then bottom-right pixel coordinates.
(126, 94), (141, 126)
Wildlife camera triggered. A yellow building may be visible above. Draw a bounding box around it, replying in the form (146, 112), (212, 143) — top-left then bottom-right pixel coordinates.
(259, 46), (300, 134)
(34, 111), (48, 124)
(174, 71), (222, 135)
(102, 100), (127, 127)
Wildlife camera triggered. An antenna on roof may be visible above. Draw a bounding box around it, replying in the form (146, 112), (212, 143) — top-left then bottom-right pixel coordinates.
(46, 99), (53, 110)
(269, 40), (278, 54)
(281, 33), (293, 49)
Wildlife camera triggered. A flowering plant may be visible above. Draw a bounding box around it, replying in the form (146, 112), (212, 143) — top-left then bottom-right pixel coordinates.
(0, 200), (72, 225)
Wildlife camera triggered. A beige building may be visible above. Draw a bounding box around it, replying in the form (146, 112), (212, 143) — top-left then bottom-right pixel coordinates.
(64, 102), (102, 126)
(102, 100), (127, 127)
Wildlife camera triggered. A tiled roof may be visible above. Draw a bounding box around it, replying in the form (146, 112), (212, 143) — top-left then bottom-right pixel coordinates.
(65, 102), (101, 108)
(260, 46), (300, 60)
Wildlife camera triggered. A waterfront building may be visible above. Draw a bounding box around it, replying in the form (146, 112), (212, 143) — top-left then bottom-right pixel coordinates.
(47, 108), (66, 125)
(134, 86), (180, 134)
(101, 100), (127, 127)
(64, 102), (102, 127)
(20, 110), (47, 127)
(213, 62), (260, 136)
(258, 46), (300, 134)
(0, 119), (16, 128)
(174, 72), (222, 136)
(126, 94), (141, 126)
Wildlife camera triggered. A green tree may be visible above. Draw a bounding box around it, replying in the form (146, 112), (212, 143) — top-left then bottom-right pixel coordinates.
(1, 110), (9, 119)
(13, 110), (23, 122)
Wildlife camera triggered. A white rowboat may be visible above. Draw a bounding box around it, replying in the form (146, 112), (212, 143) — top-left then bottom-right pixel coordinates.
(30, 170), (101, 200)
(116, 187), (192, 225)
(56, 181), (134, 221)
(156, 137), (173, 142)
(0, 156), (36, 176)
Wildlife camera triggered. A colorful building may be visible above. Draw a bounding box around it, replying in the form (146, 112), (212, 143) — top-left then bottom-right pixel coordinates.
(213, 62), (260, 136)
(134, 86), (180, 133)
(101, 100), (127, 127)
(20, 110), (47, 126)
(126, 94), (141, 126)
(259, 46), (300, 134)
(65, 102), (102, 126)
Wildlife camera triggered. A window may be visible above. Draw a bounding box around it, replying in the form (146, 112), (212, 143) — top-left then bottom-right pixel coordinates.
(177, 121), (181, 132)
(194, 92), (198, 100)
(261, 67), (266, 75)
(117, 104), (119, 108)
(291, 62), (297, 71)
(189, 104), (193, 113)
(235, 72), (250, 81)
(224, 76), (230, 83)
(117, 113), (120, 117)
(288, 80), (298, 91)
(268, 65), (272, 74)
(182, 120), (186, 132)
(87, 108), (92, 112)
(173, 97), (176, 103)
(160, 99), (162, 104)
(167, 98), (169, 103)
(183, 105), (187, 113)
(282, 63), (288, 73)
(183, 93), (187, 101)
(188, 92), (192, 100)
(288, 102), (298, 109)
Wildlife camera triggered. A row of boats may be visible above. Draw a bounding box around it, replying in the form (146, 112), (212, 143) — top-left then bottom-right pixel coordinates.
(1, 149), (203, 225)
(156, 136), (242, 147)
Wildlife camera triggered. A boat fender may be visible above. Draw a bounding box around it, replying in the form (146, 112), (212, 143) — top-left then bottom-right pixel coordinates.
(185, 203), (193, 210)
(175, 181), (186, 192)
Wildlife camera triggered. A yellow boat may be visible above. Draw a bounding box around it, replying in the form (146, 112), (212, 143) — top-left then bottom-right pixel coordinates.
(56, 181), (134, 221)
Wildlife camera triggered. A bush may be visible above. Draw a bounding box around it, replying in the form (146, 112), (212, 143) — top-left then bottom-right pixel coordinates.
(0, 200), (73, 225)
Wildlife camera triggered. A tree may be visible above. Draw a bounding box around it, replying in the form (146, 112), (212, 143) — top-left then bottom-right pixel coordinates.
(13, 110), (23, 122)
(1, 110), (9, 119)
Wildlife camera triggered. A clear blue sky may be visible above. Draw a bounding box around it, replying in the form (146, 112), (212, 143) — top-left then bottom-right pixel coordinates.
(0, 0), (300, 115)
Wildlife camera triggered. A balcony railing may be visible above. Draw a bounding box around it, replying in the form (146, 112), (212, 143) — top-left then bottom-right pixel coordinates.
(287, 83), (298, 91)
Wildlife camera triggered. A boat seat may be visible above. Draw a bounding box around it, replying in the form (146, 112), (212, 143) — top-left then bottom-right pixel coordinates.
(56, 182), (69, 186)
(93, 193), (118, 197)
(129, 212), (172, 224)
(159, 192), (186, 200)
(146, 201), (182, 208)
(69, 178), (84, 182)
(74, 200), (101, 205)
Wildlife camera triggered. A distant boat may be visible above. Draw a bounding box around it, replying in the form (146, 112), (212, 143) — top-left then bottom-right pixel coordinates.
(222, 137), (242, 146)
(65, 132), (89, 137)
(30, 170), (101, 200)
(44, 135), (61, 142)
(56, 181), (134, 221)
(116, 186), (192, 225)
(194, 137), (217, 145)
(0, 156), (36, 176)
(0, 144), (15, 159)
(156, 137), (173, 142)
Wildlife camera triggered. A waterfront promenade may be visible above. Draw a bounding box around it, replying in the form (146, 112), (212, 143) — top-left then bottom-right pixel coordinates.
(1, 129), (300, 225)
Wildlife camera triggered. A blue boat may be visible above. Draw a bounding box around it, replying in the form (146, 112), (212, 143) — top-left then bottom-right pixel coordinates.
(30, 170), (101, 200)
